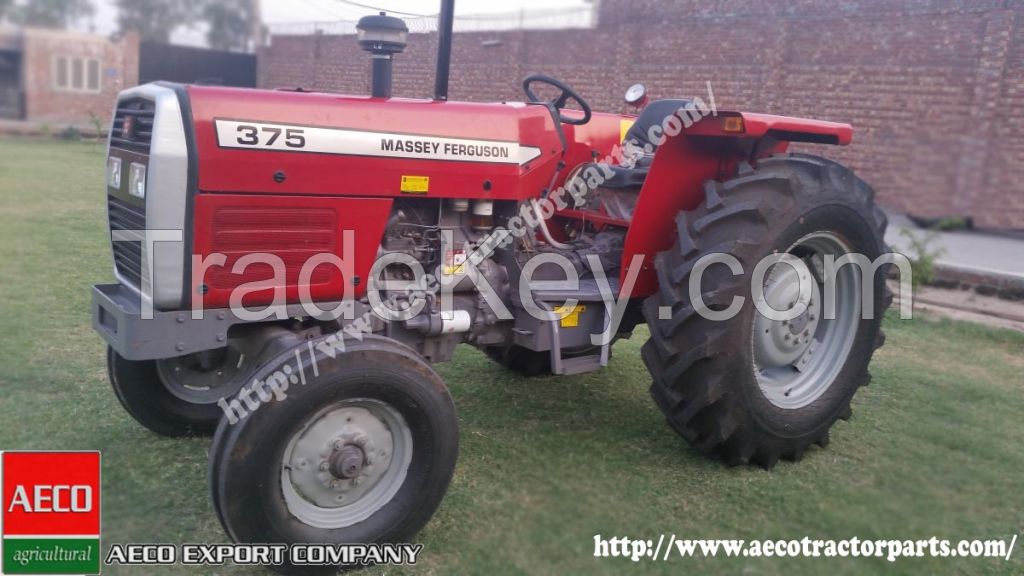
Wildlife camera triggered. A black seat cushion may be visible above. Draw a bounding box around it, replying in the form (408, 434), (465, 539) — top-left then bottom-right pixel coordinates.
(601, 164), (649, 189)
(623, 99), (692, 152)
(571, 100), (692, 193)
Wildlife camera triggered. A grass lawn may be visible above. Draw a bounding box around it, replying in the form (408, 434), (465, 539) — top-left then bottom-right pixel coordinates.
(0, 137), (1022, 575)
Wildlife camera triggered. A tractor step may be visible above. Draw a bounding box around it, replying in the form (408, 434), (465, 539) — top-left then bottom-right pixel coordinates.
(558, 355), (604, 375)
(542, 297), (613, 376)
(533, 277), (619, 303)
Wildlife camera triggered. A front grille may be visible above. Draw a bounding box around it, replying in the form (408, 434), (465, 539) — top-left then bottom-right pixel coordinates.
(108, 196), (146, 288)
(110, 98), (155, 154)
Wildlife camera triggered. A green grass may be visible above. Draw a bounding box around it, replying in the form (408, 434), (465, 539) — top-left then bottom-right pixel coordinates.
(0, 137), (1022, 575)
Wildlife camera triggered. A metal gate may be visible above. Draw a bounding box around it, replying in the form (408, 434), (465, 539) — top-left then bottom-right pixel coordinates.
(0, 50), (22, 119)
(139, 42), (256, 88)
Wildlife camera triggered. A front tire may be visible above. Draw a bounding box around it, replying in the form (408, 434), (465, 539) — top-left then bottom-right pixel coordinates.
(642, 154), (891, 468)
(209, 334), (458, 575)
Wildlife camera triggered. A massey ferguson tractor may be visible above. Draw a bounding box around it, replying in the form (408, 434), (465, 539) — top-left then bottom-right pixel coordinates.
(92, 0), (890, 571)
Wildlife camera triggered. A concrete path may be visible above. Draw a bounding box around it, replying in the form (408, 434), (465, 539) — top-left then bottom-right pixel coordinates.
(885, 213), (1024, 285)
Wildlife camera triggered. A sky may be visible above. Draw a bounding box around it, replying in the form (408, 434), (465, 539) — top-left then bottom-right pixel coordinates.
(80, 0), (592, 46)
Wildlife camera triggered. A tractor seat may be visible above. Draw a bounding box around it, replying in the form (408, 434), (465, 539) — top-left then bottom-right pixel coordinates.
(623, 99), (692, 154)
(566, 99), (693, 220)
(593, 99), (693, 190)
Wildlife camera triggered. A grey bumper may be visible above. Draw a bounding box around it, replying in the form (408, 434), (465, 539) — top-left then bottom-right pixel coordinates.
(93, 283), (238, 361)
(93, 283), (364, 361)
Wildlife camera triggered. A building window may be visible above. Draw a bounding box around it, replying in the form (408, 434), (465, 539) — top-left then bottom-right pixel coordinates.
(53, 55), (101, 93)
(56, 57), (68, 88)
(87, 60), (100, 92)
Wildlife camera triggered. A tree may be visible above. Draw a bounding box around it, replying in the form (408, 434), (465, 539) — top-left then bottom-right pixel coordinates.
(0, 0), (13, 22)
(203, 0), (253, 52)
(116, 0), (201, 44)
(8, 0), (94, 28)
(115, 0), (260, 51)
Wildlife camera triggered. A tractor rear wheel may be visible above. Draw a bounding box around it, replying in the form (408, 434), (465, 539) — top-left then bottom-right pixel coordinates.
(209, 334), (458, 575)
(108, 346), (249, 437)
(642, 154), (891, 468)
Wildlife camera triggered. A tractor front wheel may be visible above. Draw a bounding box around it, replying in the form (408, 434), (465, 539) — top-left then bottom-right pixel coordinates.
(642, 154), (891, 468)
(208, 334), (458, 575)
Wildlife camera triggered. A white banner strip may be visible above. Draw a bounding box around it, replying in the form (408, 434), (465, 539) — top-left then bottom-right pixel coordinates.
(215, 119), (543, 166)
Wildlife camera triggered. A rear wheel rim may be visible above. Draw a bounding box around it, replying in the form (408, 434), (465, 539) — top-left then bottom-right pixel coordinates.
(280, 399), (413, 529)
(752, 231), (861, 410)
(155, 349), (247, 404)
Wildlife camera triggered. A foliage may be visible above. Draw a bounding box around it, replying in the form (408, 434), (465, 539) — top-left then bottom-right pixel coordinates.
(117, 0), (257, 52)
(899, 229), (946, 289)
(87, 112), (106, 140)
(3, 0), (255, 52)
(929, 216), (971, 232)
(203, 0), (255, 52)
(6, 0), (93, 29)
(59, 125), (82, 141)
(115, 0), (203, 44)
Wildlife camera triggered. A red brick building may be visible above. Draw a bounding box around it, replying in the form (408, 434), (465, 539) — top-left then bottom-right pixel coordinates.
(0, 27), (139, 125)
(259, 0), (1024, 231)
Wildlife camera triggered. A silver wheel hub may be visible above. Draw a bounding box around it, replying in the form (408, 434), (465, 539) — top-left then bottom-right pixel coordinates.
(754, 266), (822, 369)
(329, 444), (366, 479)
(281, 399), (412, 529)
(753, 232), (862, 410)
(156, 348), (247, 404)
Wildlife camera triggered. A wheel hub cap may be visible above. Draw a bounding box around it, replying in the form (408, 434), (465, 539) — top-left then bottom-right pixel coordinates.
(281, 399), (412, 529)
(753, 265), (822, 369)
(156, 348), (247, 404)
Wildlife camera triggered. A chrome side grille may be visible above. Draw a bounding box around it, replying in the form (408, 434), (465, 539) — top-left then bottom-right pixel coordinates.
(108, 196), (146, 289)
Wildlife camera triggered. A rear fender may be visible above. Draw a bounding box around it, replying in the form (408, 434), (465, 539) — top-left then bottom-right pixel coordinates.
(620, 133), (734, 298)
(620, 112), (853, 297)
(686, 111), (853, 145)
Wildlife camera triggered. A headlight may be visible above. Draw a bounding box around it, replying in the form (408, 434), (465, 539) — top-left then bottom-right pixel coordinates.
(129, 163), (146, 199)
(107, 157), (122, 189)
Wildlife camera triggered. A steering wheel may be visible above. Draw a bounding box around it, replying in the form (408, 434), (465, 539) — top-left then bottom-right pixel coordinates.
(523, 74), (593, 126)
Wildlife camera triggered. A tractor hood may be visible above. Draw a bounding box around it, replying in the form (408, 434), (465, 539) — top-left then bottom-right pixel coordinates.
(187, 85), (574, 201)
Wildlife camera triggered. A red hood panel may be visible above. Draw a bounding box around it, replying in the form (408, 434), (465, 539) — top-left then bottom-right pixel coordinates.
(187, 85), (567, 200)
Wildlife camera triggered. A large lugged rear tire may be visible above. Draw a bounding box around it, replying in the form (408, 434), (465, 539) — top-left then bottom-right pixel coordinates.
(209, 334), (458, 575)
(642, 154), (891, 468)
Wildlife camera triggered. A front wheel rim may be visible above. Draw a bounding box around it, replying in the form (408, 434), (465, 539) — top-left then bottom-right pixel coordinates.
(280, 399), (413, 529)
(752, 231), (862, 410)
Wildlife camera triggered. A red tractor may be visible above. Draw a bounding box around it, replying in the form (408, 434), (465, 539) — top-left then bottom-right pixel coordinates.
(93, 1), (889, 571)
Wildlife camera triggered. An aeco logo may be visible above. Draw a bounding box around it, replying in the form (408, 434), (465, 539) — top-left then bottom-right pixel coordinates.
(1, 452), (101, 576)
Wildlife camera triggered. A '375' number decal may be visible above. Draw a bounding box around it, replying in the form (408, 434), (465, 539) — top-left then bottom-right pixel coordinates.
(235, 124), (306, 148)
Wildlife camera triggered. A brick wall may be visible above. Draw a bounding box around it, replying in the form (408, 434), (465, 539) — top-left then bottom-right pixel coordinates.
(259, 0), (1024, 230)
(17, 28), (139, 125)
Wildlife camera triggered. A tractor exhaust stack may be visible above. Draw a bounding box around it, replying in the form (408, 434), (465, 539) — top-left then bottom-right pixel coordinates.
(356, 12), (409, 98)
(434, 0), (455, 101)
